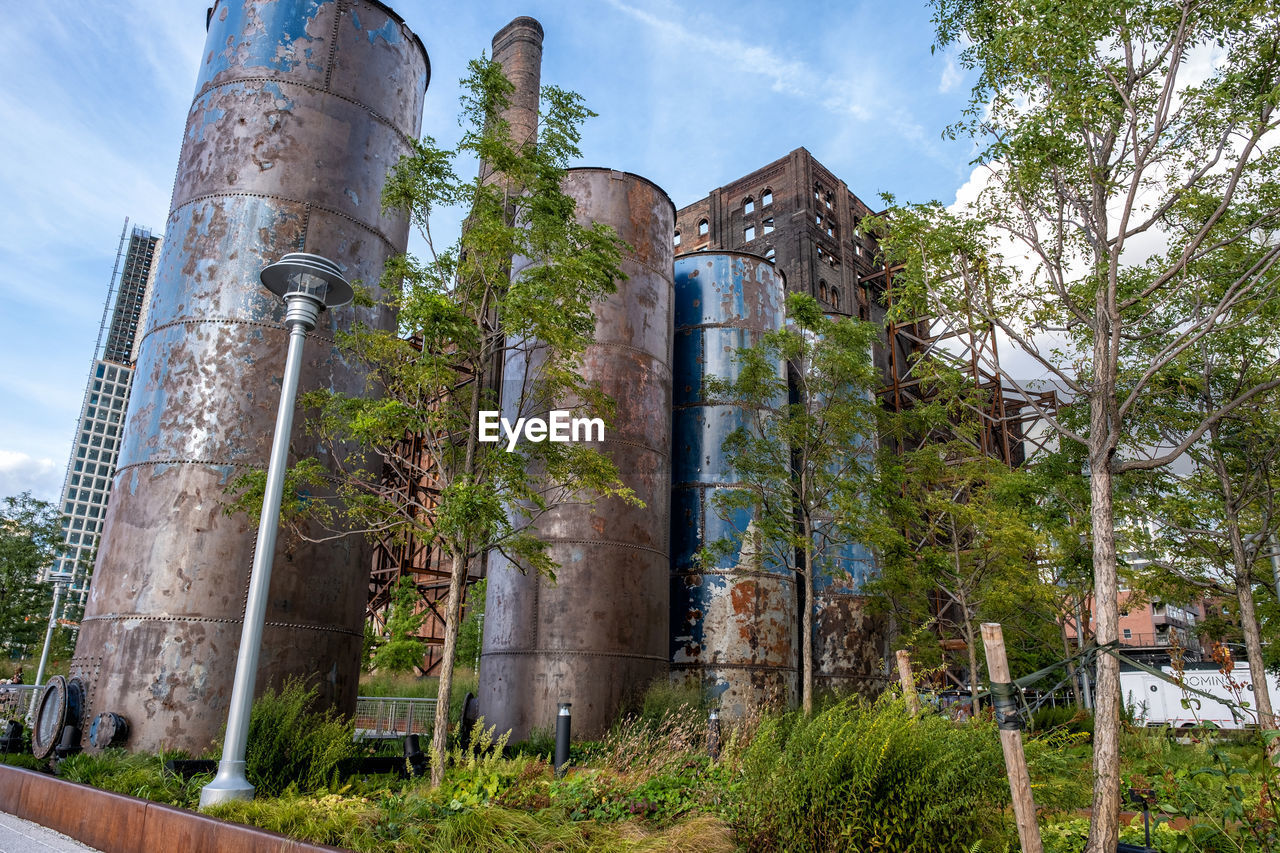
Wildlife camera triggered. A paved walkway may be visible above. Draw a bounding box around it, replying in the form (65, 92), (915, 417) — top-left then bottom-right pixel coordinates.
(0, 812), (100, 853)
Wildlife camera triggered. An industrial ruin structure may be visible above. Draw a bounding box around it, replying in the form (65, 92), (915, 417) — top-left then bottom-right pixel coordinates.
(75, 0), (430, 753)
(480, 169), (677, 740)
(56, 2), (1056, 754)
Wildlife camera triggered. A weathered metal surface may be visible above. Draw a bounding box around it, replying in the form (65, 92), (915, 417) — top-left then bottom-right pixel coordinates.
(480, 169), (675, 741)
(668, 252), (795, 717)
(75, 0), (428, 754)
(812, 537), (886, 697)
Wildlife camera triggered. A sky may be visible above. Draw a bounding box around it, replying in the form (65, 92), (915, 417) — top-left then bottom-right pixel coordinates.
(0, 0), (983, 504)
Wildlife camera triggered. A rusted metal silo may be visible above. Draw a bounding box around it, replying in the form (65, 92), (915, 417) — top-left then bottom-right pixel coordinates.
(813, 539), (886, 696)
(669, 252), (795, 717)
(480, 168), (675, 741)
(74, 0), (428, 753)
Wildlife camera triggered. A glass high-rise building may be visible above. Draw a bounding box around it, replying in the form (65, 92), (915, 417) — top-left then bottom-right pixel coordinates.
(48, 222), (161, 610)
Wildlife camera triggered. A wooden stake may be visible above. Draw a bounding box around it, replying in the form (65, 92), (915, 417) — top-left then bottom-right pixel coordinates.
(896, 650), (920, 716)
(981, 622), (1043, 853)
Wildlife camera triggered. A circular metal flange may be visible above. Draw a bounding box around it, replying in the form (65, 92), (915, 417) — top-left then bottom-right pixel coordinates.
(259, 252), (353, 308)
(31, 676), (86, 759)
(31, 676), (68, 759)
(89, 712), (130, 750)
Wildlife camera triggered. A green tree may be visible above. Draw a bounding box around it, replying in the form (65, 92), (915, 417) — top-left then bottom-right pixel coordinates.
(703, 293), (881, 714)
(1130, 338), (1280, 739)
(872, 2), (1280, 846)
(231, 57), (631, 787)
(454, 577), (486, 671)
(0, 492), (59, 653)
(872, 437), (1050, 712)
(371, 576), (427, 675)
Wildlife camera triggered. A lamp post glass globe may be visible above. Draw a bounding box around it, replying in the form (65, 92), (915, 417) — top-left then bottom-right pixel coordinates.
(259, 252), (354, 308)
(199, 253), (351, 808)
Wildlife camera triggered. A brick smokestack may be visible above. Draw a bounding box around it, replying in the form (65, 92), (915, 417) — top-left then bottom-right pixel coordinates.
(482, 16), (544, 183)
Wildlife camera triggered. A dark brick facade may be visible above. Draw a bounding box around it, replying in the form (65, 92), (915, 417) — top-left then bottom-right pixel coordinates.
(675, 147), (884, 320)
(676, 147), (904, 382)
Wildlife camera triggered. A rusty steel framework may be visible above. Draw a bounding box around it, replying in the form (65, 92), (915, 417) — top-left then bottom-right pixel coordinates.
(867, 264), (1058, 468)
(865, 263), (1060, 692)
(365, 429), (469, 676)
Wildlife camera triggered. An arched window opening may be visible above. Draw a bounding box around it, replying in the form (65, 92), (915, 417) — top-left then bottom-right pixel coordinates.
(743, 197), (755, 214)
(765, 247), (776, 261)
(762, 189), (773, 206)
(698, 219), (709, 236)
(819, 280), (828, 301)
(674, 230), (681, 247)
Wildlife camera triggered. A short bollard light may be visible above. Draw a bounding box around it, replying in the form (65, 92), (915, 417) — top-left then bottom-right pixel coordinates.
(404, 733), (428, 777)
(707, 708), (721, 761)
(554, 702), (572, 778)
(200, 254), (352, 808)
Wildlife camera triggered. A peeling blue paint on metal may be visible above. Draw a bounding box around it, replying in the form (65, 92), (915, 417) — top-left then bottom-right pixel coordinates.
(350, 9), (361, 30)
(366, 19), (399, 46)
(671, 253), (791, 705)
(198, 0), (326, 89)
(260, 81), (294, 111)
(190, 106), (227, 143)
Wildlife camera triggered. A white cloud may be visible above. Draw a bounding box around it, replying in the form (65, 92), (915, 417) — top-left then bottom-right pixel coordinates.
(605, 0), (879, 124)
(939, 55), (962, 93)
(0, 451), (63, 504)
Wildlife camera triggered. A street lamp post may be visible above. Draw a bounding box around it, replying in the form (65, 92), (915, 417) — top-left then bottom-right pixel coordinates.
(28, 572), (71, 722)
(200, 254), (352, 808)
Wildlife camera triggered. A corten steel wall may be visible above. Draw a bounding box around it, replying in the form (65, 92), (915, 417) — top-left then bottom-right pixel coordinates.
(75, 0), (428, 753)
(669, 252), (796, 717)
(480, 169), (675, 741)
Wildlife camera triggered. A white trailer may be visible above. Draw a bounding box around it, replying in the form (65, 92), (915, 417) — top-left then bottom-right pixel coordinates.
(1122, 663), (1280, 729)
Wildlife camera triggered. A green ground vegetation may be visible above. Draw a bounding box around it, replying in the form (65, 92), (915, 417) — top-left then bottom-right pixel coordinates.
(2, 680), (1275, 852)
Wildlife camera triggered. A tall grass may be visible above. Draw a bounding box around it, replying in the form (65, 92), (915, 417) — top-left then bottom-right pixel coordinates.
(57, 749), (208, 807)
(733, 696), (1008, 852)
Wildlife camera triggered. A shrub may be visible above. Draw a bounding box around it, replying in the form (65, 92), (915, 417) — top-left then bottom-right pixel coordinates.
(242, 677), (361, 797)
(637, 678), (706, 725)
(733, 696), (1008, 853)
(1031, 704), (1093, 737)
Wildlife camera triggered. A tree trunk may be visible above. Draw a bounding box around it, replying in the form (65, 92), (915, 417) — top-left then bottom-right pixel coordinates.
(1061, 616), (1083, 710)
(961, 601), (981, 716)
(1085, 455), (1121, 853)
(801, 517), (815, 715)
(952, 526), (981, 714)
(429, 549), (469, 787)
(1235, 567), (1277, 728)
(1215, 453), (1278, 757)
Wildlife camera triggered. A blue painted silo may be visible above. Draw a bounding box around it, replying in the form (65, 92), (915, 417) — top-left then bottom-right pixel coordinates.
(670, 251), (795, 716)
